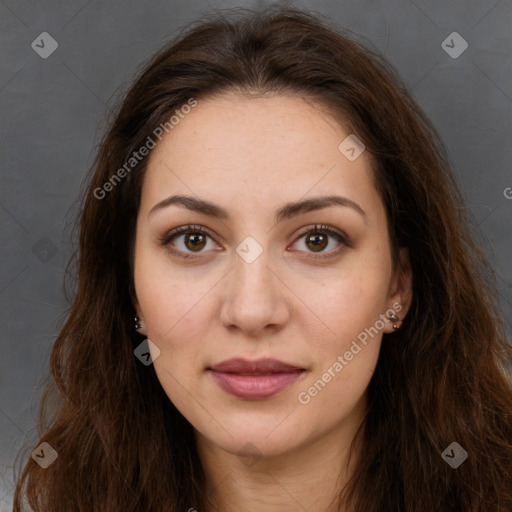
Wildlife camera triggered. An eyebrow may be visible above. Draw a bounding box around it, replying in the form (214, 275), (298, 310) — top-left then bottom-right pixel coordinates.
(148, 194), (367, 223)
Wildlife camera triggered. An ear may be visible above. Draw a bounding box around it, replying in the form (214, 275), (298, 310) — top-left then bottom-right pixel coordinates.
(133, 300), (147, 336)
(382, 247), (413, 334)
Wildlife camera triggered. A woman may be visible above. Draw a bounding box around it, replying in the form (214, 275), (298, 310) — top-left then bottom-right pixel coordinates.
(13, 5), (512, 511)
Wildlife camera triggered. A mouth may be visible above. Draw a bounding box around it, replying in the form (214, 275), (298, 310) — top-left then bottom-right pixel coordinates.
(207, 358), (307, 399)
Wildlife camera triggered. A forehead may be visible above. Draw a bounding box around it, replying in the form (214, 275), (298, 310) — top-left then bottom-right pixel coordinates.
(141, 93), (380, 219)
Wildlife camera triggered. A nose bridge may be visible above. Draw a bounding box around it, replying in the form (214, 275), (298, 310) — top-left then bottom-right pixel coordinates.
(232, 237), (275, 302)
(220, 236), (288, 332)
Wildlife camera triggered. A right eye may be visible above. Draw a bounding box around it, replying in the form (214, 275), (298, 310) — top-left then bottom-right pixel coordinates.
(158, 224), (221, 259)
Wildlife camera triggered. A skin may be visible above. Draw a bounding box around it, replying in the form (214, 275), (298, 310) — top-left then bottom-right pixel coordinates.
(133, 92), (413, 512)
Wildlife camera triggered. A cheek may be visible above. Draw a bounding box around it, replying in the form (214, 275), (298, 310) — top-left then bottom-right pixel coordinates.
(133, 249), (219, 408)
(134, 242), (216, 343)
(135, 268), (212, 412)
(297, 261), (391, 350)
(292, 255), (390, 405)
(298, 349), (379, 420)
(296, 276), (384, 415)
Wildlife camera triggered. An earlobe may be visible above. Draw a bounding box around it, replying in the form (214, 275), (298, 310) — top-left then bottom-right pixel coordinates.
(133, 301), (147, 335)
(384, 248), (413, 333)
(382, 306), (404, 334)
(133, 315), (147, 335)
(386, 311), (403, 330)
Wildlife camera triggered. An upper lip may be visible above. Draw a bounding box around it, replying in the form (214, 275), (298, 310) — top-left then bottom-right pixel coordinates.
(208, 358), (304, 373)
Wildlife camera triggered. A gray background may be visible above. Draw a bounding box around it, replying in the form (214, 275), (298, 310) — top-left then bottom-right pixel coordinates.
(1, 0), (511, 509)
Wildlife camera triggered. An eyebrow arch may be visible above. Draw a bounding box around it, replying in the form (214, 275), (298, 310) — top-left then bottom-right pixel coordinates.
(148, 194), (367, 223)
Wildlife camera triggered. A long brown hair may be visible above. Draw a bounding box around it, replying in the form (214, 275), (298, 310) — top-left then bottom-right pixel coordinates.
(13, 6), (512, 511)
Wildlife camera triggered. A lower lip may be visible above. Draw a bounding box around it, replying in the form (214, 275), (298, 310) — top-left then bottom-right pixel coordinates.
(208, 370), (305, 399)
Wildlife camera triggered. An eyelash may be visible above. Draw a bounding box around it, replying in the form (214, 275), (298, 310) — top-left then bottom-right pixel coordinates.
(158, 223), (352, 260)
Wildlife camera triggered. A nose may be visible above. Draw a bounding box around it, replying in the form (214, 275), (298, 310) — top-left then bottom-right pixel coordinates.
(219, 246), (290, 336)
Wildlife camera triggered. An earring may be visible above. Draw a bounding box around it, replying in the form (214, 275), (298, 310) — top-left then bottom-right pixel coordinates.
(387, 312), (403, 330)
(134, 316), (143, 330)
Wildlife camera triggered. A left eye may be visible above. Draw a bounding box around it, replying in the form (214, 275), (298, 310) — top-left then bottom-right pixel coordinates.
(291, 225), (349, 257)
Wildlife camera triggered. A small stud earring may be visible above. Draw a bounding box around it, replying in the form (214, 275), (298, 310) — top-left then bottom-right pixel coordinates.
(387, 312), (403, 330)
(134, 316), (143, 330)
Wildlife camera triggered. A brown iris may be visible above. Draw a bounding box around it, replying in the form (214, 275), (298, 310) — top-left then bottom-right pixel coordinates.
(306, 233), (328, 252)
(185, 233), (207, 251)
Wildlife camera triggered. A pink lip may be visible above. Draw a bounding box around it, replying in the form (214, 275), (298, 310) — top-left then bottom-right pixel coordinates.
(207, 358), (306, 399)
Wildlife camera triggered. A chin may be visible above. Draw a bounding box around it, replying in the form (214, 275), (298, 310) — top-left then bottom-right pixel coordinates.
(195, 415), (310, 459)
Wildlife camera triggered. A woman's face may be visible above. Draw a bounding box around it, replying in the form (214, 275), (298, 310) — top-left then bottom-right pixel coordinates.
(133, 92), (411, 462)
